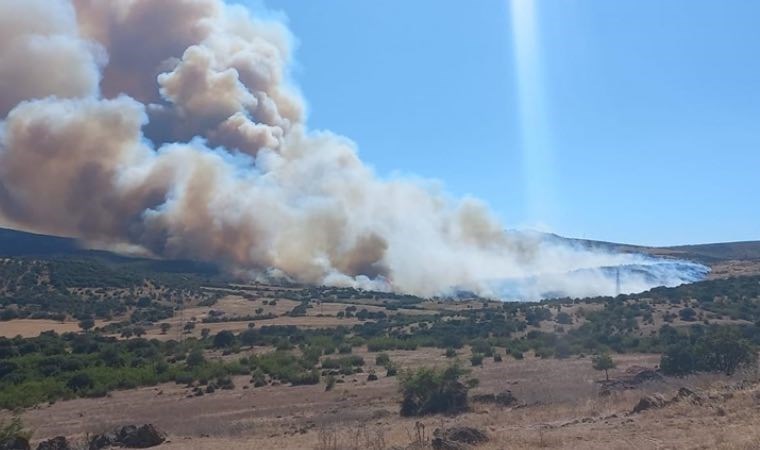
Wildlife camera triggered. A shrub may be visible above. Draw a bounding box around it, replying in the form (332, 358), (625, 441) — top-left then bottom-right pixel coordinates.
(240, 329), (257, 346)
(66, 372), (94, 392)
(251, 369), (267, 387)
(186, 348), (206, 368)
(217, 376), (235, 390)
(661, 327), (757, 376)
(213, 331), (236, 348)
(555, 311), (573, 325)
(337, 344), (352, 354)
(470, 339), (493, 357)
(0, 416), (30, 443)
(174, 373), (194, 385)
(399, 364), (469, 417)
(290, 369), (320, 386)
(470, 354), (484, 366)
(325, 374), (336, 391)
(679, 307), (697, 322)
(444, 348), (457, 358)
(375, 353), (391, 367)
(493, 354), (503, 363)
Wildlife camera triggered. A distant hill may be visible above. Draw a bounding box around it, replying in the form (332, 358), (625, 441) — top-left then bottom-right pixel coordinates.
(0, 227), (220, 276)
(535, 232), (760, 263)
(657, 242), (760, 263)
(0, 227), (82, 257)
(1, 226), (758, 282)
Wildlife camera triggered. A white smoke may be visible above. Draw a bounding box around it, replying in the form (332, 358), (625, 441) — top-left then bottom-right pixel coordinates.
(0, 0), (707, 299)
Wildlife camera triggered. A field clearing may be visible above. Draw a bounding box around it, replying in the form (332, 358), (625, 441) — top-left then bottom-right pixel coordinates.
(11, 348), (750, 450)
(0, 319), (109, 338)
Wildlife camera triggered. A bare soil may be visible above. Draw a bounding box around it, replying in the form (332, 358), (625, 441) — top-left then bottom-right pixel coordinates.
(10, 349), (759, 449)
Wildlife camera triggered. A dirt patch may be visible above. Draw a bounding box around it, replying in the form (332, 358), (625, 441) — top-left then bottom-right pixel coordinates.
(0, 319), (108, 338)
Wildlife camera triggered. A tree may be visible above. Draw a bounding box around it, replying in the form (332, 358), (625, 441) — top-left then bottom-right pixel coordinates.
(694, 328), (756, 375)
(592, 353), (616, 382)
(240, 328), (257, 347)
(133, 326), (146, 338)
(660, 343), (697, 375)
(186, 348), (205, 368)
(78, 318), (95, 332)
(679, 307), (697, 322)
(160, 323), (171, 335)
(556, 311), (573, 325)
(213, 330), (236, 349)
(399, 363), (469, 416)
(66, 372), (94, 392)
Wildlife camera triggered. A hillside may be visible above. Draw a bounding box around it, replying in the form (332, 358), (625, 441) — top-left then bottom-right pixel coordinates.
(0, 227), (759, 449)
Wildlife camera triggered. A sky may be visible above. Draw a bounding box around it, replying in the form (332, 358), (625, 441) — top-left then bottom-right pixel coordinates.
(255, 0), (760, 247)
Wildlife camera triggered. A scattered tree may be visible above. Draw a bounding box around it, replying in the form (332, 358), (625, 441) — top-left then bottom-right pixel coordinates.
(592, 353), (616, 381)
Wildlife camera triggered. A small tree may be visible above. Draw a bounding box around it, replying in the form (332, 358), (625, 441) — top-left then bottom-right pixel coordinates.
(0, 416), (30, 444)
(78, 318), (95, 332)
(213, 330), (236, 348)
(186, 348), (206, 368)
(399, 363), (469, 416)
(160, 323), (172, 335)
(592, 353), (616, 381)
(679, 307), (697, 322)
(240, 328), (257, 347)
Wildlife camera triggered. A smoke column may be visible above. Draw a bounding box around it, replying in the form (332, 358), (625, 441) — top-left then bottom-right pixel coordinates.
(0, 0), (706, 299)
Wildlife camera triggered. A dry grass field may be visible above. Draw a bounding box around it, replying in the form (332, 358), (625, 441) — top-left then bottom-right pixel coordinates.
(0, 319), (111, 338)
(9, 347), (759, 450)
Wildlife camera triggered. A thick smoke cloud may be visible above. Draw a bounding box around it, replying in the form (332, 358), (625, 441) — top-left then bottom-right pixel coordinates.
(0, 0), (706, 299)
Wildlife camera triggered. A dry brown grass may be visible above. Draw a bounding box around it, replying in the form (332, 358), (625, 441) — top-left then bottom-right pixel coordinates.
(0, 319), (110, 338)
(7, 346), (759, 450)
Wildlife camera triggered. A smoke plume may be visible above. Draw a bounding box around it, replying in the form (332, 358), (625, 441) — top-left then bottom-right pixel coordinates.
(0, 0), (706, 299)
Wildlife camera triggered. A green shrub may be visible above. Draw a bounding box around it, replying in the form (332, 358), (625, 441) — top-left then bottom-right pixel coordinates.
(375, 353), (391, 367)
(399, 364), (469, 417)
(337, 344), (352, 354)
(470, 354), (484, 366)
(325, 374), (336, 391)
(0, 416), (30, 443)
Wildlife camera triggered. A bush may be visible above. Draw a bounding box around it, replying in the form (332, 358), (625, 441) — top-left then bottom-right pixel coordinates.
(444, 348), (457, 358)
(213, 331), (236, 348)
(251, 369), (267, 387)
(337, 344), (352, 354)
(0, 416), (30, 443)
(66, 372), (94, 392)
(679, 307), (697, 322)
(399, 364), (469, 417)
(470, 354), (484, 366)
(375, 353), (391, 367)
(217, 376), (235, 390)
(325, 374), (336, 391)
(290, 369), (320, 386)
(493, 354), (503, 363)
(186, 348), (206, 368)
(661, 327), (757, 376)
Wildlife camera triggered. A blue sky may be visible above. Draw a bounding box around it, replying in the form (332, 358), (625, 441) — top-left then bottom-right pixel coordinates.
(256, 0), (759, 246)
